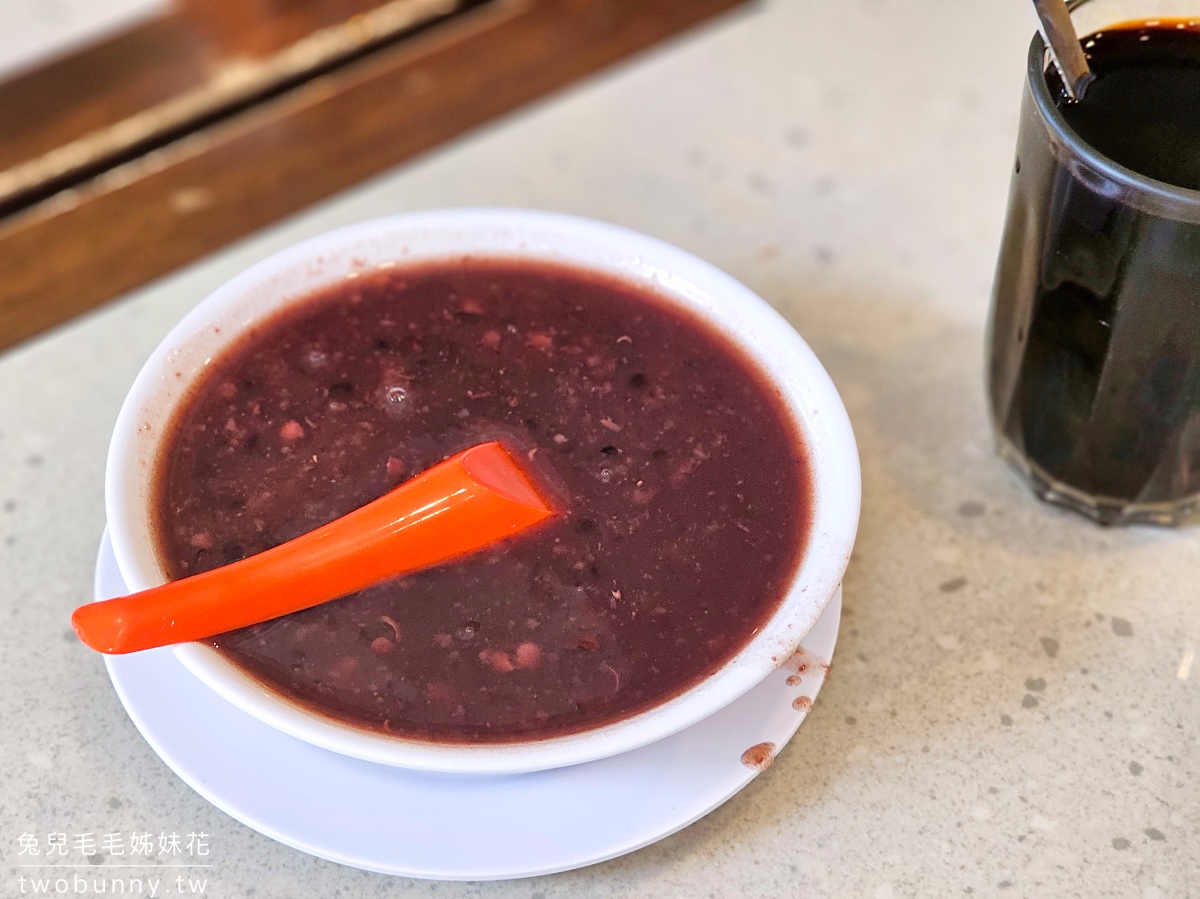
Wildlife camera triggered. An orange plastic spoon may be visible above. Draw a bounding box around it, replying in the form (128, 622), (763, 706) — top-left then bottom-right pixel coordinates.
(72, 441), (555, 654)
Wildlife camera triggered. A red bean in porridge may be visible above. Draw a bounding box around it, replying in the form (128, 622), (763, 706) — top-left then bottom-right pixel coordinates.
(155, 259), (812, 742)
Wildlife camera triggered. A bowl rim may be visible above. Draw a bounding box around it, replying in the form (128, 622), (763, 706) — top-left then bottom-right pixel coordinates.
(104, 207), (860, 774)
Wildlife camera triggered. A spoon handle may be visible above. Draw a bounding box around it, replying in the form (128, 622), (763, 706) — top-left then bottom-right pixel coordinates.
(1031, 0), (1095, 99)
(72, 442), (554, 654)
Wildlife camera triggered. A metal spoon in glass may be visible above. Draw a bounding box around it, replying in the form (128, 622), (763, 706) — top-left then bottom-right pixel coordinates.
(72, 441), (556, 654)
(1030, 0), (1095, 100)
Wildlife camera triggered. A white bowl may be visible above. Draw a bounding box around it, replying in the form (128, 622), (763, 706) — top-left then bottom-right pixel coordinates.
(105, 208), (860, 775)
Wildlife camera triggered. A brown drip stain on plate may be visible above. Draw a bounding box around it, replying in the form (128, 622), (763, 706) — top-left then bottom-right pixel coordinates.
(792, 695), (812, 712)
(786, 645), (830, 677)
(785, 674), (802, 686)
(741, 741), (776, 770)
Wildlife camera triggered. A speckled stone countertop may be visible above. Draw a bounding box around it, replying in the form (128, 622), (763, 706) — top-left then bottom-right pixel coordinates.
(1, 1), (1196, 896)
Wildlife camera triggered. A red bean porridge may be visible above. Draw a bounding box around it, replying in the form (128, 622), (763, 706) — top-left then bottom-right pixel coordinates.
(155, 259), (812, 742)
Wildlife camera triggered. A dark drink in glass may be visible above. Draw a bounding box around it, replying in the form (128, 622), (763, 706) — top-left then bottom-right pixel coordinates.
(989, 3), (1200, 525)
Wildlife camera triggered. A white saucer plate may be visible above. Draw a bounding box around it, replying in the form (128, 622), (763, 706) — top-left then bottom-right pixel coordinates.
(96, 530), (840, 880)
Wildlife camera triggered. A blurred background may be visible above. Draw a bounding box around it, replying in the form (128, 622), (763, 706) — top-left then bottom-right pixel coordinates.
(0, 0), (742, 352)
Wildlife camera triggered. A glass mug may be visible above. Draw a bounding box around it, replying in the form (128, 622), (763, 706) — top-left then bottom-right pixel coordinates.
(989, 0), (1200, 526)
